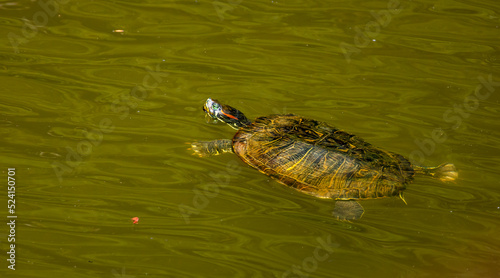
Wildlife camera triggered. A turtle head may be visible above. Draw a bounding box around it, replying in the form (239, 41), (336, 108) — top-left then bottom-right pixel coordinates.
(203, 98), (251, 129)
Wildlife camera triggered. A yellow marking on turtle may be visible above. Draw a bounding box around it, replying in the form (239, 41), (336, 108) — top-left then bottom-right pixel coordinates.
(399, 192), (408, 205)
(320, 153), (329, 171)
(313, 130), (323, 137)
(262, 137), (282, 146)
(286, 147), (314, 171)
(368, 171), (380, 185)
(258, 137), (286, 155)
(329, 158), (347, 189)
(315, 133), (329, 145)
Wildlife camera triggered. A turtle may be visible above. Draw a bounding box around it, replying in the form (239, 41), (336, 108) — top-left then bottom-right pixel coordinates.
(191, 98), (458, 220)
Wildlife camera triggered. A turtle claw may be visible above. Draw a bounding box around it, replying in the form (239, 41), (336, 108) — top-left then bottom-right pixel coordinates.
(333, 200), (364, 221)
(190, 139), (234, 157)
(190, 141), (209, 157)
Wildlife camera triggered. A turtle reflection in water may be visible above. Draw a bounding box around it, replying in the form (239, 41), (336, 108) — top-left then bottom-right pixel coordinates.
(191, 98), (458, 220)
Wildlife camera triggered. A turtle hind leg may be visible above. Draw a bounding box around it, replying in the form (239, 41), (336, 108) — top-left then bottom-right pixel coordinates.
(333, 200), (365, 220)
(190, 139), (233, 157)
(414, 163), (458, 182)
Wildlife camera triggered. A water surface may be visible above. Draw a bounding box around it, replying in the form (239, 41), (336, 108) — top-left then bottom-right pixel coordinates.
(0, 0), (499, 277)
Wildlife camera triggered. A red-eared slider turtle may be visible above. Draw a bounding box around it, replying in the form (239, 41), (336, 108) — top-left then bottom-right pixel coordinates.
(191, 98), (458, 220)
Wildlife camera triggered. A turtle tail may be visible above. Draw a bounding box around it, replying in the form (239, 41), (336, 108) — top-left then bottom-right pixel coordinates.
(414, 163), (458, 182)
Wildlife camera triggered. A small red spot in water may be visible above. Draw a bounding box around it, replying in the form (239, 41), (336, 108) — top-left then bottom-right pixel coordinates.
(131, 217), (139, 224)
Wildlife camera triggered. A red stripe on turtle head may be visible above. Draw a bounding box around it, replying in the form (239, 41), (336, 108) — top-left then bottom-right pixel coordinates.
(221, 110), (238, 120)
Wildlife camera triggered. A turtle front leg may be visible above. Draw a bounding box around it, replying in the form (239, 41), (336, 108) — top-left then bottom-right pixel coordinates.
(190, 139), (234, 157)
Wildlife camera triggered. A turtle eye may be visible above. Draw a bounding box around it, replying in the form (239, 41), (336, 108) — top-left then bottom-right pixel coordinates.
(212, 103), (220, 111)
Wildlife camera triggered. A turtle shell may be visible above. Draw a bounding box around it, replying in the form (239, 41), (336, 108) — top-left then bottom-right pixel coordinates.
(232, 114), (414, 200)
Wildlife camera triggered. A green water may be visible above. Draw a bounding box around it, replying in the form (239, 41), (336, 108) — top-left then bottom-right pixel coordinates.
(1, 0), (499, 277)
